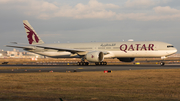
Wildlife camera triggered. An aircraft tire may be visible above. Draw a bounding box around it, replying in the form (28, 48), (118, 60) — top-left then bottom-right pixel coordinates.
(95, 62), (107, 65)
(160, 62), (165, 66)
(85, 62), (89, 66)
(77, 62), (89, 66)
(82, 62), (85, 65)
(79, 62), (83, 66)
(77, 62), (80, 66)
(95, 62), (98, 65)
(104, 62), (107, 65)
(102, 62), (107, 65)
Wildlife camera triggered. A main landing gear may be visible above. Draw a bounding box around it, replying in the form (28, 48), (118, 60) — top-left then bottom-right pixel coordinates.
(77, 62), (89, 66)
(77, 61), (107, 66)
(95, 62), (107, 66)
(77, 57), (107, 66)
(77, 57), (89, 66)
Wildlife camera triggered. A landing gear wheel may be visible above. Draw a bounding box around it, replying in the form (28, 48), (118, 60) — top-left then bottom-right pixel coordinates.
(77, 62), (89, 66)
(104, 62), (107, 65)
(77, 62), (80, 65)
(95, 62), (98, 65)
(85, 62), (89, 65)
(95, 62), (107, 66)
(160, 62), (165, 66)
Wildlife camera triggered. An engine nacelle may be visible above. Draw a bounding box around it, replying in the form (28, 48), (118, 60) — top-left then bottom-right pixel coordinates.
(117, 58), (135, 62)
(85, 51), (104, 62)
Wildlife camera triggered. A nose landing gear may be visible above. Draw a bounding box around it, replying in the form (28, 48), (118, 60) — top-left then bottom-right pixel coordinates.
(160, 62), (165, 66)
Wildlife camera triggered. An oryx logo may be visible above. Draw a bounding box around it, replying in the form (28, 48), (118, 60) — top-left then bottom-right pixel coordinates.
(23, 23), (39, 44)
(91, 55), (94, 58)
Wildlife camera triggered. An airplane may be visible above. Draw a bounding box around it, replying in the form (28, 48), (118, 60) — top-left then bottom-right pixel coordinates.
(6, 20), (177, 66)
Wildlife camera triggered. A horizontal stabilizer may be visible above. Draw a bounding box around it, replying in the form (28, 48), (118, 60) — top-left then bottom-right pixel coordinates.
(6, 45), (35, 50)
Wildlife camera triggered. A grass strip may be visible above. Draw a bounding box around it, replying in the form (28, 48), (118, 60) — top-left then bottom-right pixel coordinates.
(0, 69), (180, 101)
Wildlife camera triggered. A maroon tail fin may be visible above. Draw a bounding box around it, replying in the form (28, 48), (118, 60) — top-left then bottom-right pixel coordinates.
(23, 20), (44, 45)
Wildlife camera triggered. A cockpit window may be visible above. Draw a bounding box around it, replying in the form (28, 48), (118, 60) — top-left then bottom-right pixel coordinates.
(167, 45), (174, 48)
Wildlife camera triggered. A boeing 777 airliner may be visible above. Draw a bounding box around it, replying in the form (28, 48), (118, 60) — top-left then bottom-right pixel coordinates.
(6, 20), (177, 66)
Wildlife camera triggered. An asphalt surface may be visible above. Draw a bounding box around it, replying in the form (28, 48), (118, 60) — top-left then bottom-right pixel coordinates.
(0, 64), (180, 73)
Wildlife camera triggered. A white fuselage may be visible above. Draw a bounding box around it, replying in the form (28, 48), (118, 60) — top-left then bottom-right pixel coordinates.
(27, 41), (177, 58)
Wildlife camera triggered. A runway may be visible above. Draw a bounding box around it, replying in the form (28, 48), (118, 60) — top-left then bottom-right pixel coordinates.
(0, 64), (180, 73)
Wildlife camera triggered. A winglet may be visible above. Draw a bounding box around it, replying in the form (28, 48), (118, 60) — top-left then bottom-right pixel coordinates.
(23, 20), (44, 45)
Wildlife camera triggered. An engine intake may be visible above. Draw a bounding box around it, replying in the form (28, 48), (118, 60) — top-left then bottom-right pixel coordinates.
(85, 51), (104, 62)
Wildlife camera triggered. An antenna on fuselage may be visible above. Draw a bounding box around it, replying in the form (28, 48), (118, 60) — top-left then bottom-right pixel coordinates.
(128, 39), (134, 41)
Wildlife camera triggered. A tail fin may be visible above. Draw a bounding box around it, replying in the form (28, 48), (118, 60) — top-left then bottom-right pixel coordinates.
(23, 20), (44, 45)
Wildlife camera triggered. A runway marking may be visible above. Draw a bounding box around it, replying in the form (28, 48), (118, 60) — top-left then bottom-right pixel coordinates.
(66, 67), (96, 70)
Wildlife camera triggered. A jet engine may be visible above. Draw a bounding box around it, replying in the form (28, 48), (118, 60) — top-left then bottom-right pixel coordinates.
(117, 58), (135, 62)
(85, 51), (104, 62)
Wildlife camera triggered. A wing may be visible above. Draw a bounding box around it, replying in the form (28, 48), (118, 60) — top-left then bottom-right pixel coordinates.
(34, 45), (110, 55)
(6, 45), (110, 55)
(6, 45), (85, 53)
(35, 45), (85, 54)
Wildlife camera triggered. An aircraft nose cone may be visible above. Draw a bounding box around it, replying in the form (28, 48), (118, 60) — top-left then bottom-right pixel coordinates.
(171, 48), (178, 54)
(174, 48), (178, 53)
(166, 48), (177, 55)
